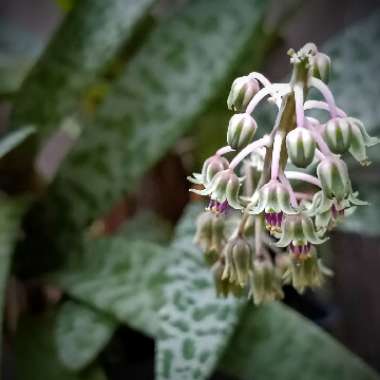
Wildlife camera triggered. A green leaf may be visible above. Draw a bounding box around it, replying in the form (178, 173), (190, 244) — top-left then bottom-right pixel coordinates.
(119, 210), (172, 244)
(49, 0), (268, 231)
(0, 127), (35, 159)
(53, 239), (172, 337)
(14, 311), (106, 380)
(156, 203), (244, 380)
(222, 302), (379, 380)
(10, 0), (156, 142)
(55, 301), (117, 371)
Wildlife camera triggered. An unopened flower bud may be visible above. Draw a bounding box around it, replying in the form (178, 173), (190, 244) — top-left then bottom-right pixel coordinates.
(249, 256), (284, 305)
(227, 113), (257, 150)
(286, 128), (316, 168)
(347, 117), (380, 166)
(310, 52), (331, 83)
(194, 211), (225, 263)
(324, 117), (352, 154)
(222, 237), (253, 287)
(277, 213), (327, 252)
(317, 158), (351, 201)
(192, 169), (242, 209)
(212, 260), (244, 298)
(227, 76), (260, 112)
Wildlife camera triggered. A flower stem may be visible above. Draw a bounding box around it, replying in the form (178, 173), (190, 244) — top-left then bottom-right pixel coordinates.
(271, 130), (284, 180)
(294, 84), (305, 128)
(309, 77), (338, 118)
(229, 135), (271, 170)
(216, 146), (235, 156)
(284, 171), (321, 187)
(304, 100), (346, 117)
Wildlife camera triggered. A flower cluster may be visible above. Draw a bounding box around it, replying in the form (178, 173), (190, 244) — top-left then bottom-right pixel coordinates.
(189, 43), (379, 304)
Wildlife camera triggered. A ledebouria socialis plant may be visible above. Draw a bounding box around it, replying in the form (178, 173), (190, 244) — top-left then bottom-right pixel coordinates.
(188, 43), (379, 303)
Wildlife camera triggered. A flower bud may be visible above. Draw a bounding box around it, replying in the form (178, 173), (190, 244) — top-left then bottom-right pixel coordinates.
(276, 213), (327, 252)
(347, 117), (380, 166)
(310, 52), (331, 83)
(324, 117), (352, 154)
(194, 211), (225, 263)
(227, 113), (257, 150)
(317, 158), (351, 201)
(192, 169), (242, 210)
(249, 257), (284, 305)
(286, 128), (316, 168)
(222, 237), (253, 287)
(227, 76), (260, 112)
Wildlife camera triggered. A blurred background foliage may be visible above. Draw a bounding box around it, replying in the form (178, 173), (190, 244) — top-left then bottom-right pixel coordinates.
(0, 0), (380, 379)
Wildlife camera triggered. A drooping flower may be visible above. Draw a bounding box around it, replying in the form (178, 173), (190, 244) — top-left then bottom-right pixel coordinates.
(191, 169), (243, 210)
(248, 180), (297, 233)
(286, 127), (316, 168)
(227, 75), (260, 112)
(188, 155), (229, 187)
(276, 213), (327, 254)
(227, 113), (257, 151)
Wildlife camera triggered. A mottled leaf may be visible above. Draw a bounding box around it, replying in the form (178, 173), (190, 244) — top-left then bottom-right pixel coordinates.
(222, 302), (379, 380)
(11, 0), (156, 142)
(49, 0), (268, 232)
(14, 312), (106, 380)
(156, 203), (244, 380)
(53, 239), (172, 337)
(0, 127), (35, 159)
(55, 301), (117, 371)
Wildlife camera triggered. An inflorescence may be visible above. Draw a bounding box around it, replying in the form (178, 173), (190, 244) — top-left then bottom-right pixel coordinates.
(189, 43), (379, 304)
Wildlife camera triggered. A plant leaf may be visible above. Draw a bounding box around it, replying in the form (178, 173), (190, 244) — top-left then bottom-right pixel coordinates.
(55, 301), (117, 371)
(14, 311), (106, 380)
(0, 127), (35, 159)
(10, 0), (156, 142)
(49, 0), (268, 232)
(53, 239), (173, 337)
(221, 302), (379, 380)
(156, 203), (244, 380)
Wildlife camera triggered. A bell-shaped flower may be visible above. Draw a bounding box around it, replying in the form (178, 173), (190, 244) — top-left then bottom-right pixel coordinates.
(191, 169), (243, 210)
(222, 237), (253, 287)
(283, 247), (332, 293)
(227, 113), (257, 151)
(249, 255), (284, 305)
(194, 211), (225, 263)
(227, 75), (260, 112)
(276, 213), (327, 253)
(188, 155), (228, 187)
(286, 128), (316, 168)
(212, 259), (244, 298)
(317, 158), (351, 202)
(248, 180), (297, 233)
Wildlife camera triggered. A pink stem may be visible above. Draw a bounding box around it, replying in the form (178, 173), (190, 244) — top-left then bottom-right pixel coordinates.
(284, 171), (322, 187)
(216, 146), (235, 156)
(305, 120), (333, 157)
(315, 148), (326, 161)
(271, 131), (283, 180)
(248, 72), (272, 88)
(304, 100), (347, 117)
(294, 192), (313, 200)
(245, 84), (289, 114)
(229, 135), (271, 170)
(309, 77), (338, 118)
